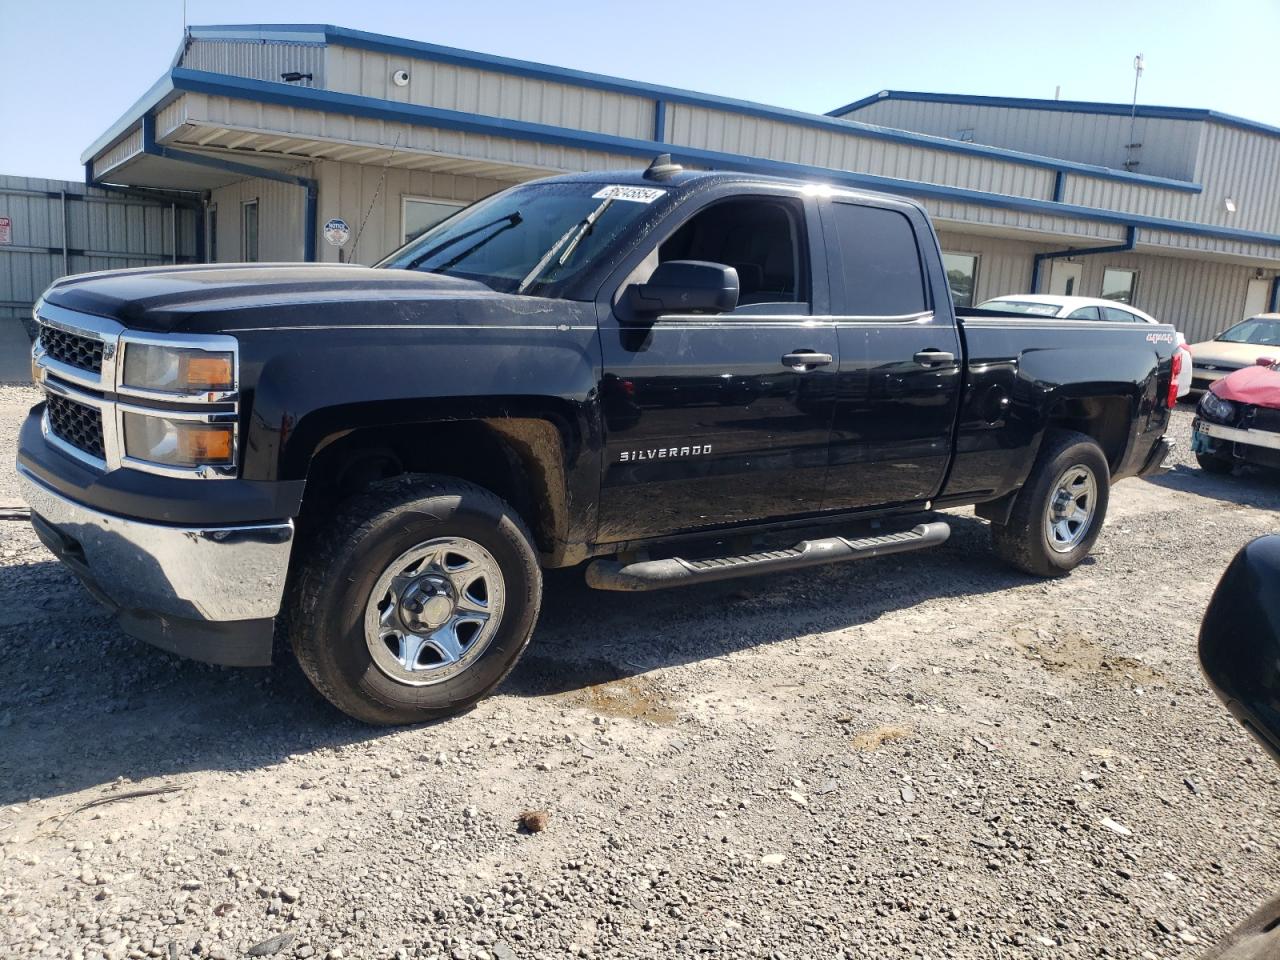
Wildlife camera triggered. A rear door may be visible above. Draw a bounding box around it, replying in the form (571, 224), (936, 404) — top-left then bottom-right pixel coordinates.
(595, 189), (838, 543)
(1049, 261), (1083, 296)
(820, 198), (964, 511)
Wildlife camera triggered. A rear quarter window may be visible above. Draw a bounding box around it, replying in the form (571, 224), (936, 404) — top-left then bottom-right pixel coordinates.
(828, 203), (927, 316)
(1102, 306), (1141, 323)
(1066, 306), (1101, 320)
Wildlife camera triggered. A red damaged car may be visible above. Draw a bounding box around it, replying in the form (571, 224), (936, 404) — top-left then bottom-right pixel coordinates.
(1192, 358), (1280, 474)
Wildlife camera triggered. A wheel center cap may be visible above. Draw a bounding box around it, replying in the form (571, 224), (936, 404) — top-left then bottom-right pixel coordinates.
(401, 577), (455, 629)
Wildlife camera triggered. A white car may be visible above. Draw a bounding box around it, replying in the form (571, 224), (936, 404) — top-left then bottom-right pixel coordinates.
(977, 294), (1193, 398)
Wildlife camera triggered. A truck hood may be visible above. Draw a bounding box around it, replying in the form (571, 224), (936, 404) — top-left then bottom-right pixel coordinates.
(40, 262), (518, 333)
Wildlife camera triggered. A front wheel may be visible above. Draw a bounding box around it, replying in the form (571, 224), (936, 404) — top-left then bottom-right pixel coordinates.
(287, 475), (542, 725)
(991, 430), (1110, 577)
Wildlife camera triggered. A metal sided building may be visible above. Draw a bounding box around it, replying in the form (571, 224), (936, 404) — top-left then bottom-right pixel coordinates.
(80, 24), (1280, 344)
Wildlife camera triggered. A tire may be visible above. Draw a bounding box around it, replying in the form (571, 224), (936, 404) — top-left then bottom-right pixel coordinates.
(1196, 451), (1234, 475)
(287, 475), (542, 725)
(990, 430), (1111, 578)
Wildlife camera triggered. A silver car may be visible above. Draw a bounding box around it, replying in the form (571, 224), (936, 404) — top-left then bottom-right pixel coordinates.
(1187, 314), (1280, 393)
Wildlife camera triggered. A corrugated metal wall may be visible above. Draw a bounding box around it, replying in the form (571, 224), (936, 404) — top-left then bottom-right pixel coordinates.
(184, 91), (641, 184)
(208, 173), (309, 262)
(935, 226), (1267, 343)
(183, 38), (324, 87)
(1073, 250), (1258, 343)
(669, 103), (1057, 200)
(0, 175), (197, 337)
(324, 46), (656, 141)
(313, 161), (517, 265)
(936, 230), (1046, 304)
(1193, 124), (1280, 235)
(839, 100), (1280, 241)
(841, 99), (1204, 182)
(93, 127), (144, 181)
(930, 199), (1129, 243)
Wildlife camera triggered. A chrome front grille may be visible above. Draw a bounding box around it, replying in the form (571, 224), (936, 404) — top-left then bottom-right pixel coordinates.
(46, 392), (106, 460)
(39, 323), (105, 374)
(31, 301), (241, 480)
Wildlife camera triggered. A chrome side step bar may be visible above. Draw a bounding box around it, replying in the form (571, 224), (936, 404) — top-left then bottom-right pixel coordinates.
(584, 522), (951, 592)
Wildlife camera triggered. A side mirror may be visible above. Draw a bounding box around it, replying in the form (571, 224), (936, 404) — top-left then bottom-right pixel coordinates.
(1199, 534), (1280, 764)
(626, 260), (739, 317)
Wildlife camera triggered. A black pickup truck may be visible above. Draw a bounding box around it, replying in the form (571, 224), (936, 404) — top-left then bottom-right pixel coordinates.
(17, 159), (1178, 723)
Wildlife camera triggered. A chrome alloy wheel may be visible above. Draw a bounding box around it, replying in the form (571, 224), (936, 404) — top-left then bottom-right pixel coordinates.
(1044, 464), (1098, 554)
(363, 537), (505, 685)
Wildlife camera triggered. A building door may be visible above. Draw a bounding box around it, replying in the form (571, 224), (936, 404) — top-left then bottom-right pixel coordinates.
(1048, 261), (1083, 296)
(1244, 278), (1270, 320)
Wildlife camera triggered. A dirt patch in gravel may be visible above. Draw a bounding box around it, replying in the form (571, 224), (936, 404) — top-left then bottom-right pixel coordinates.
(571, 675), (678, 725)
(848, 723), (914, 751)
(1009, 625), (1166, 685)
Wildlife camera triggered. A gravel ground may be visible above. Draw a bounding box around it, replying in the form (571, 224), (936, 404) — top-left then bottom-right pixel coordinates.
(1, 388), (1278, 960)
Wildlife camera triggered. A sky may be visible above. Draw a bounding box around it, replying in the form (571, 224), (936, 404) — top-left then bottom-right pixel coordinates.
(3, 0), (1279, 182)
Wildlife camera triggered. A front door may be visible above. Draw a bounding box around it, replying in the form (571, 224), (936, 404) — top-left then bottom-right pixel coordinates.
(595, 192), (838, 544)
(1245, 278), (1270, 320)
(1049, 261), (1083, 296)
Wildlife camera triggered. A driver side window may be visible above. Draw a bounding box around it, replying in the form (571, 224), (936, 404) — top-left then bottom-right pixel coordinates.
(656, 197), (810, 313)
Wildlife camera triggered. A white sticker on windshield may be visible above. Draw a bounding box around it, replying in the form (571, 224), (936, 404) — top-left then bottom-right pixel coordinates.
(592, 185), (667, 204)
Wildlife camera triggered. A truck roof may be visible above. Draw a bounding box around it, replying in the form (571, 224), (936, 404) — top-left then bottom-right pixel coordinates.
(539, 165), (926, 211)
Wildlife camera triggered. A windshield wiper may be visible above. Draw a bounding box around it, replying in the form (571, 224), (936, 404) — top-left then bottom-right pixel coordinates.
(432, 217), (524, 273)
(404, 212), (521, 272)
(516, 197), (614, 294)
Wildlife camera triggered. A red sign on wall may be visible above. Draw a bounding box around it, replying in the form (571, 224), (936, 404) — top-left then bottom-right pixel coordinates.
(0, 217), (10, 245)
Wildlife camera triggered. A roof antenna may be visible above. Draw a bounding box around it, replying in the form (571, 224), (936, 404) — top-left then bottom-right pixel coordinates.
(643, 153), (683, 181)
(1124, 54), (1144, 170)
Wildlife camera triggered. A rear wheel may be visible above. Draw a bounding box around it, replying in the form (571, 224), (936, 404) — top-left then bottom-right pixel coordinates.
(991, 430), (1110, 577)
(288, 475), (542, 725)
(1196, 451), (1234, 475)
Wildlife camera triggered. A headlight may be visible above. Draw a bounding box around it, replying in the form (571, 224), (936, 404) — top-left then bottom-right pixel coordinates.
(1198, 390), (1236, 423)
(122, 412), (235, 468)
(121, 343), (235, 394)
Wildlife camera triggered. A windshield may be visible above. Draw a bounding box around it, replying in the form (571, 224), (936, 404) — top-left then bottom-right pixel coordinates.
(1217, 317), (1280, 345)
(977, 299), (1063, 317)
(376, 181), (666, 295)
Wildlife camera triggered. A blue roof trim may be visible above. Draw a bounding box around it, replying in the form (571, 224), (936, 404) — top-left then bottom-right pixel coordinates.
(187, 24), (327, 43)
(79, 73), (177, 165)
(163, 69), (1280, 249)
(830, 90), (1280, 141)
(169, 23), (1200, 194)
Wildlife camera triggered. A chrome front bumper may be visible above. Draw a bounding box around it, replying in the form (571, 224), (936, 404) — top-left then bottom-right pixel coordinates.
(18, 464), (293, 666)
(1195, 421), (1280, 451)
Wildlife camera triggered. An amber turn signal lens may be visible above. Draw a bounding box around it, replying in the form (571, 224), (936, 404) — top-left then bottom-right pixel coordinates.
(181, 354), (235, 391)
(179, 425), (234, 463)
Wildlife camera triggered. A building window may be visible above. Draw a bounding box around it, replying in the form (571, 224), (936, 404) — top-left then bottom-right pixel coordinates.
(942, 253), (979, 308)
(1101, 268), (1137, 304)
(402, 197), (466, 244)
(207, 203), (217, 262)
(241, 199), (259, 262)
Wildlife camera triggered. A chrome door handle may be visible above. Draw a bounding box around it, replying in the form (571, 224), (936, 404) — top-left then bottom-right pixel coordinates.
(913, 349), (955, 366)
(782, 351), (833, 371)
